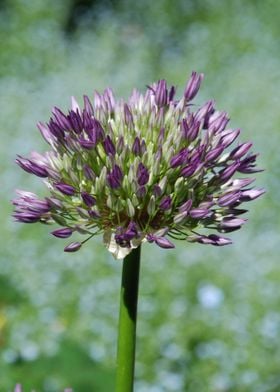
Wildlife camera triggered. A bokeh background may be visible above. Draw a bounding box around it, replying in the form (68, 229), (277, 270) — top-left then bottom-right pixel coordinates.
(0, 0), (279, 391)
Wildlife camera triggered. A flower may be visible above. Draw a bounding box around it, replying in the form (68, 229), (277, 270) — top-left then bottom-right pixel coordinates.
(13, 72), (264, 259)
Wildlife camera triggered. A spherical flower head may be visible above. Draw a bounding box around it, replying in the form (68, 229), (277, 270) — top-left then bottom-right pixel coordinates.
(13, 72), (265, 259)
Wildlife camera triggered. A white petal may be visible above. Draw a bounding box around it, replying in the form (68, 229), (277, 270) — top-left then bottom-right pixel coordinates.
(103, 231), (145, 260)
(71, 96), (81, 113)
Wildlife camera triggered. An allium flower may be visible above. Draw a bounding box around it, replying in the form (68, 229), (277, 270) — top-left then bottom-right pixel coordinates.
(13, 72), (264, 259)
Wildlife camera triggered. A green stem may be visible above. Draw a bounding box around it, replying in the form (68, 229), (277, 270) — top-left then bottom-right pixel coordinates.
(116, 246), (141, 392)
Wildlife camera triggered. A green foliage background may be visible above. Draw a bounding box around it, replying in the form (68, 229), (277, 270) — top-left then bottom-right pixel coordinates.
(0, 0), (279, 390)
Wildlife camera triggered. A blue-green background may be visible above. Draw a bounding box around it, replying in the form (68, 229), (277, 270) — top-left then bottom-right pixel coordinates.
(0, 1), (279, 390)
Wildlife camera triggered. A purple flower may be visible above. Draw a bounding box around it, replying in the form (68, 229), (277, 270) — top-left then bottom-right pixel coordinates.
(170, 148), (189, 168)
(159, 196), (172, 210)
(181, 117), (200, 142)
(103, 135), (116, 155)
(147, 234), (175, 249)
(51, 227), (73, 238)
(81, 191), (96, 207)
(13, 72), (264, 258)
(16, 156), (48, 178)
(218, 191), (241, 207)
(107, 164), (123, 189)
(137, 163), (149, 186)
(55, 183), (76, 196)
(240, 188), (266, 201)
(132, 137), (141, 155)
(155, 79), (168, 106)
(13, 191), (51, 223)
(64, 242), (82, 252)
(189, 208), (210, 219)
(184, 71), (204, 101)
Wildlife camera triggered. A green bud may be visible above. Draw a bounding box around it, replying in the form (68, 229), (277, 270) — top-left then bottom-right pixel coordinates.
(99, 166), (107, 186)
(126, 198), (135, 217)
(159, 176), (168, 192)
(147, 195), (156, 216)
(51, 213), (67, 226)
(132, 193), (139, 207)
(173, 211), (188, 224)
(107, 194), (113, 209)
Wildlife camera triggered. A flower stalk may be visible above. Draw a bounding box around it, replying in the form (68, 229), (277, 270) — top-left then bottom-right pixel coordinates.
(116, 246), (141, 392)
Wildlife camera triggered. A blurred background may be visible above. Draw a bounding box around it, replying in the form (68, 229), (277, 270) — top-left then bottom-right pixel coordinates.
(0, 0), (279, 390)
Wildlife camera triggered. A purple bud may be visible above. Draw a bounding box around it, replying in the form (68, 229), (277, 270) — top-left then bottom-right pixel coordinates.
(83, 95), (94, 116)
(136, 186), (146, 198)
(155, 80), (168, 106)
(51, 227), (73, 238)
(181, 117), (200, 142)
(192, 234), (232, 246)
(16, 156), (49, 178)
(219, 162), (240, 182)
(147, 234), (175, 249)
(92, 119), (105, 142)
(103, 135), (116, 155)
(107, 164), (123, 189)
(137, 163), (149, 186)
(184, 71), (204, 101)
(205, 146), (224, 162)
(52, 107), (71, 130)
(64, 242), (82, 252)
(48, 118), (65, 139)
(195, 100), (215, 125)
(230, 142), (253, 160)
(153, 185), (162, 197)
(218, 191), (241, 207)
(221, 129), (241, 147)
(37, 122), (54, 145)
(159, 195), (172, 210)
(140, 140), (147, 155)
(240, 188), (265, 201)
(55, 183), (76, 196)
(132, 137), (141, 155)
(208, 111), (229, 133)
(219, 218), (246, 229)
(83, 164), (96, 180)
(170, 148), (189, 168)
(27, 200), (51, 213)
(178, 199), (193, 213)
(155, 236), (175, 249)
(79, 138), (96, 149)
(68, 110), (83, 133)
(81, 191), (96, 207)
(189, 208), (209, 219)
(181, 163), (198, 177)
(124, 103), (134, 126)
(13, 212), (42, 223)
(168, 85), (176, 102)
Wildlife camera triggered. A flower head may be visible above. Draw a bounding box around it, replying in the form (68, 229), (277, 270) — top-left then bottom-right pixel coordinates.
(13, 72), (264, 259)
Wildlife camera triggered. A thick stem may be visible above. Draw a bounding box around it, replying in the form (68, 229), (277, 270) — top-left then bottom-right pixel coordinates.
(116, 246), (141, 392)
